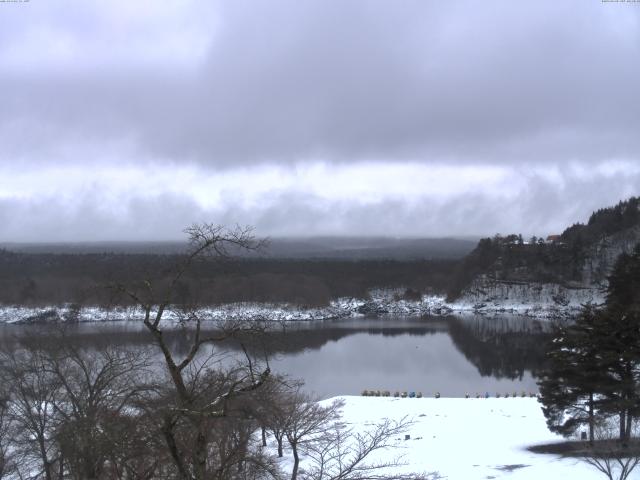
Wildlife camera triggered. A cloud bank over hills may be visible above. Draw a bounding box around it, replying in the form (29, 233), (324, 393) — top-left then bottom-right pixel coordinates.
(0, 1), (638, 240)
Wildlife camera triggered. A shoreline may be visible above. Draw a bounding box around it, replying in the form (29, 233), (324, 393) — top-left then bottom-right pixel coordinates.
(0, 288), (586, 325)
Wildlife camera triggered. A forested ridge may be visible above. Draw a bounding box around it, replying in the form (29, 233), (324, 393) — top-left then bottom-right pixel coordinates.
(1, 197), (639, 308)
(447, 197), (640, 300)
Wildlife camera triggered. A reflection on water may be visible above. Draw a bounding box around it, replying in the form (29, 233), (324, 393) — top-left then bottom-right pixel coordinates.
(262, 316), (549, 398)
(0, 314), (551, 399)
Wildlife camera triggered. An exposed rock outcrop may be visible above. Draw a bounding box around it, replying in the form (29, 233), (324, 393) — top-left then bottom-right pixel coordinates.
(454, 225), (640, 314)
(451, 276), (603, 316)
(581, 225), (640, 286)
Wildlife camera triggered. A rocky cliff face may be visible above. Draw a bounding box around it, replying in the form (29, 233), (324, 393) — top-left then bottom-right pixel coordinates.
(452, 276), (604, 316)
(454, 225), (640, 315)
(581, 225), (640, 286)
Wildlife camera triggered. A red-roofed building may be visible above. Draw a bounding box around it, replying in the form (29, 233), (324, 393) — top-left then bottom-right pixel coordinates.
(546, 235), (561, 243)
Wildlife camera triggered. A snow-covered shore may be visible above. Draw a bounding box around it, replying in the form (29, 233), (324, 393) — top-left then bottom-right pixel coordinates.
(0, 287), (589, 324)
(283, 396), (605, 480)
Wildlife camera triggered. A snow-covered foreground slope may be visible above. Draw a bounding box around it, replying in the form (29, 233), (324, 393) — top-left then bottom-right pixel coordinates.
(288, 396), (604, 480)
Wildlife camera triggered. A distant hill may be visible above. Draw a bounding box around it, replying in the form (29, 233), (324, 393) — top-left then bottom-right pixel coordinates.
(448, 196), (640, 303)
(4, 198), (638, 312)
(263, 237), (476, 260)
(0, 241), (188, 255)
(2, 236), (477, 260)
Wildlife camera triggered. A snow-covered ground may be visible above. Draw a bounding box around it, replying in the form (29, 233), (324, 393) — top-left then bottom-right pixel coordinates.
(0, 286), (590, 324)
(283, 396), (607, 480)
(0, 302), (358, 324)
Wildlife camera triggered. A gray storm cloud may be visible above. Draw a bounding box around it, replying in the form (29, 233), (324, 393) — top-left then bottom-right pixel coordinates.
(1, 0), (639, 167)
(0, 0), (638, 240)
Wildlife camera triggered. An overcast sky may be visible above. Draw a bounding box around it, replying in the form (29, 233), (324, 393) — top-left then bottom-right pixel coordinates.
(0, 0), (639, 241)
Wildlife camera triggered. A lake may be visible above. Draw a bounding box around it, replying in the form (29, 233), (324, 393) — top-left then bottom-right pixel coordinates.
(0, 314), (548, 399)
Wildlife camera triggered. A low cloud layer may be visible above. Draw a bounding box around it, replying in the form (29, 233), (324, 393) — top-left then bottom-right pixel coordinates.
(0, 1), (638, 240)
(1, 162), (637, 241)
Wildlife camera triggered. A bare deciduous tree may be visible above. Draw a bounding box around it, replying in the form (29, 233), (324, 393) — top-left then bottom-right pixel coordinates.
(282, 392), (343, 480)
(110, 224), (273, 480)
(0, 393), (17, 480)
(581, 423), (640, 480)
(1, 331), (158, 480)
(44, 339), (154, 480)
(257, 377), (304, 458)
(0, 341), (62, 480)
(302, 417), (441, 480)
(260, 387), (440, 480)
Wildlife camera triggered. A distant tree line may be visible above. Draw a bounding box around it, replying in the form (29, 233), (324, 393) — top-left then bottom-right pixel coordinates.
(0, 250), (456, 308)
(2, 197), (638, 309)
(561, 197), (640, 247)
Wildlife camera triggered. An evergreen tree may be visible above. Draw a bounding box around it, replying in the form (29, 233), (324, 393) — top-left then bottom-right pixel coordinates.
(580, 307), (640, 441)
(539, 243), (640, 442)
(596, 244), (640, 440)
(606, 244), (640, 316)
(538, 308), (607, 443)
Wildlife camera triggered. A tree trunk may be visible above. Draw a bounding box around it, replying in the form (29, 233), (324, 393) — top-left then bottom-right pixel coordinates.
(262, 426), (267, 447)
(146, 324), (190, 401)
(621, 368), (633, 443)
(161, 417), (191, 480)
(589, 393), (594, 444)
(291, 443), (299, 480)
(84, 466), (98, 480)
(81, 443), (100, 480)
(277, 437), (283, 458)
(237, 434), (248, 473)
(43, 461), (52, 480)
(620, 409), (627, 441)
(193, 428), (209, 480)
(38, 437), (52, 480)
(58, 454), (64, 480)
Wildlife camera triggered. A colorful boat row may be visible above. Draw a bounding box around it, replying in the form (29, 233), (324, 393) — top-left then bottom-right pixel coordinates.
(361, 390), (539, 398)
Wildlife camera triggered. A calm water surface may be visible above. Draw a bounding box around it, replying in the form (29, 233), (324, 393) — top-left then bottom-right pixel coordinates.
(0, 315), (549, 399)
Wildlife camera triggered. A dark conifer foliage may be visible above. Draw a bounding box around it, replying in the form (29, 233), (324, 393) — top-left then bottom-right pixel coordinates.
(538, 307), (615, 442)
(0, 252), (456, 308)
(561, 197), (640, 246)
(447, 234), (577, 300)
(447, 197), (640, 300)
(606, 244), (640, 316)
(538, 242), (640, 442)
